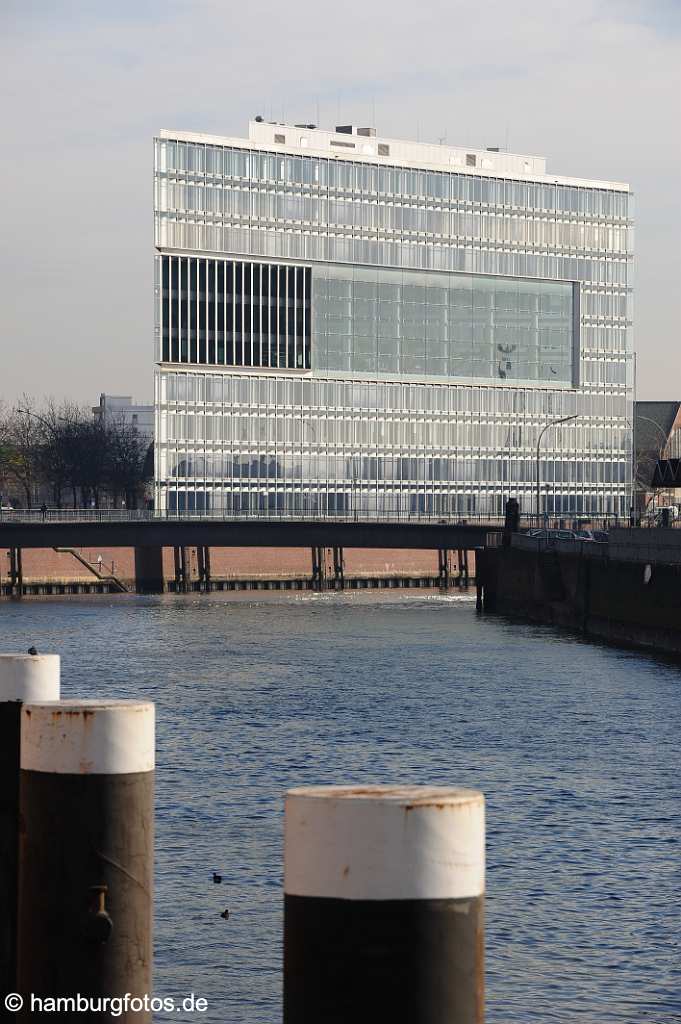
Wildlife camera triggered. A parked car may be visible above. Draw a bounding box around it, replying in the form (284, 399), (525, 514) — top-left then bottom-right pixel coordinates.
(527, 528), (579, 541)
(575, 529), (608, 543)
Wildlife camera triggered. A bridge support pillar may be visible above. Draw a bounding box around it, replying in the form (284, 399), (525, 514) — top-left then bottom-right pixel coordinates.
(9, 547), (23, 598)
(173, 546), (192, 593)
(311, 547), (325, 591)
(332, 547), (344, 590)
(438, 549), (450, 591)
(475, 549), (494, 613)
(311, 548), (344, 591)
(460, 549), (470, 587)
(197, 546), (211, 592)
(134, 546), (165, 594)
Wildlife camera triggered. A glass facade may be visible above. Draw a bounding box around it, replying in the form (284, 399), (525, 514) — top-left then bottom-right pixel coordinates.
(157, 371), (628, 515)
(313, 265), (575, 383)
(153, 128), (634, 516)
(161, 254), (575, 385)
(153, 136), (631, 288)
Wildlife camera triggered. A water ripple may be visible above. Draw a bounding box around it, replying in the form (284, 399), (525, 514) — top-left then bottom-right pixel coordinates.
(2, 591), (680, 1023)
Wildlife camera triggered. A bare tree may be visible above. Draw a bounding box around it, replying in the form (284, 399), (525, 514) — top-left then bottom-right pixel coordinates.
(0, 397), (44, 506)
(0, 397), (153, 508)
(104, 416), (151, 508)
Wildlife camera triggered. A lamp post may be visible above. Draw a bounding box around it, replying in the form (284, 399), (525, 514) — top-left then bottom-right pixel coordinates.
(17, 408), (76, 509)
(351, 462), (359, 522)
(493, 447), (512, 516)
(535, 414), (578, 523)
(16, 407), (57, 508)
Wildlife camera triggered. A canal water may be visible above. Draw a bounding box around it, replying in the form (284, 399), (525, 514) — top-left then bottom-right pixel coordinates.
(1, 593), (679, 1023)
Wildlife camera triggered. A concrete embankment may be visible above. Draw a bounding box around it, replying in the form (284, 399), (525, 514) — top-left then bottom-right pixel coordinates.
(1, 546), (476, 596)
(479, 531), (681, 656)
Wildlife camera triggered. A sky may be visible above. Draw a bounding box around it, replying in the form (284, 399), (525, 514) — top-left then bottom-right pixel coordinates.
(0, 0), (679, 404)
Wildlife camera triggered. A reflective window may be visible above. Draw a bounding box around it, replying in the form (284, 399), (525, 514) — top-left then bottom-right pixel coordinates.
(313, 264), (575, 384)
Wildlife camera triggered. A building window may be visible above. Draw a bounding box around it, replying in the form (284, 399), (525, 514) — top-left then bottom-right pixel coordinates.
(378, 143), (390, 156)
(160, 256), (311, 370)
(466, 154), (477, 167)
(274, 133), (286, 144)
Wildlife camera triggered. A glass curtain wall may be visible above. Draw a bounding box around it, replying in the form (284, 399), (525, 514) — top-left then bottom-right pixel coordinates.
(160, 256), (575, 385)
(313, 264), (574, 383)
(155, 370), (630, 516)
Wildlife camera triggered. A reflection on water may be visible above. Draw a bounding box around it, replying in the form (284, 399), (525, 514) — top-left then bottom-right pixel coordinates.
(2, 592), (680, 1023)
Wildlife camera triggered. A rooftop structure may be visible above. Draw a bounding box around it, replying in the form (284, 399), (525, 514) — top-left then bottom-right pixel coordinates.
(162, 120), (629, 190)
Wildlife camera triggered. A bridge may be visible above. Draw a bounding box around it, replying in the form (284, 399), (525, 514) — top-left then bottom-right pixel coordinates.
(0, 510), (502, 550)
(0, 511), (504, 595)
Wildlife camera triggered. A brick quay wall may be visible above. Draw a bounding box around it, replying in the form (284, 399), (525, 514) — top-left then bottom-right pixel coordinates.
(1, 547), (476, 596)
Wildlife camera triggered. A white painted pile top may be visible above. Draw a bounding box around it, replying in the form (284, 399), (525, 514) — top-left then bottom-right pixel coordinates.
(21, 699), (155, 775)
(285, 784), (485, 901)
(0, 654), (60, 703)
(287, 783), (481, 804)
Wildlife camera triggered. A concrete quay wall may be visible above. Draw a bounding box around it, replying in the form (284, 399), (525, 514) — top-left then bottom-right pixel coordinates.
(608, 528), (681, 565)
(480, 545), (681, 656)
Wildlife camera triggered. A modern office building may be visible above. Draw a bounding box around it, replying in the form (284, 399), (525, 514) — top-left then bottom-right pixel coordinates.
(153, 120), (633, 516)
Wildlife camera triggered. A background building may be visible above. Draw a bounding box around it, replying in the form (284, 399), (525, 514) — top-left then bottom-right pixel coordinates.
(634, 400), (681, 512)
(153, 121), (633, 516)
(94, 394), (154, 442)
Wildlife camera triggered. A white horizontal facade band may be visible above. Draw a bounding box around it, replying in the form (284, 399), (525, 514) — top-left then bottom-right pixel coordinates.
(21, 700), (155, 775)
(0, 655), (60, 703)
(285, 784), (485, 901)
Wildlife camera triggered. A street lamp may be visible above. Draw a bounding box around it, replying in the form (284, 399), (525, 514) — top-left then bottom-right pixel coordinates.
(535, 414), (578, 522)
(17, 407), (54, 433)
(15, 407), (58, 507)
(17, 409), (75, 432)
(17, 408), (78, 509)
(492, 447), (511, 515)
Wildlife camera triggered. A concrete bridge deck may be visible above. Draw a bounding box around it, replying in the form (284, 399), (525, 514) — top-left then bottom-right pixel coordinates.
(0, 514), (502, 551)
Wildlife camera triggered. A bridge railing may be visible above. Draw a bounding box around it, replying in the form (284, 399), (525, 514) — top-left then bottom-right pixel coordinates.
(0, 508), (509, 527)
(0, 508), (641, 530)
